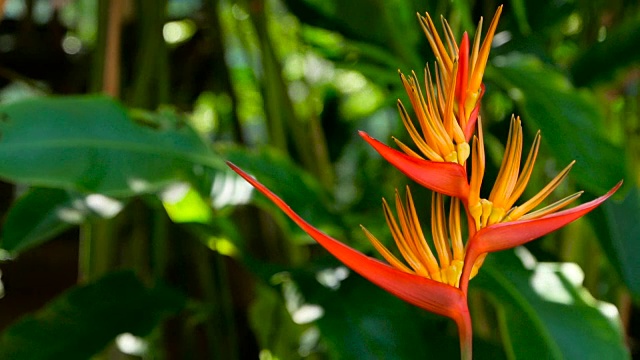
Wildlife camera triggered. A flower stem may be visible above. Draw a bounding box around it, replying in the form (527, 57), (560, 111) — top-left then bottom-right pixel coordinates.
(457, 309), (473, 360)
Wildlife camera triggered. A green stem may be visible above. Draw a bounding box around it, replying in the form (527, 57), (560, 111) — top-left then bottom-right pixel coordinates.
(456, 309), (473, 360)
(306, 110), (334, 188)
(207, 0), (245, 144)
(152, 207), (169, 280)
(79, 219), (115, 282)
(192, 240), (222, 357)
(156, 27), (170, 105)
(78, 223), (92, 282)
(90, 0), (109, 93)
(131, 201), (150, 282)
(102, 0), (124, 97)
(145, 202), (170, 359)
(249, 0), (335, 187)
(250, 0), (289, 152)
(212, 249), (239, 360)
(131, 0), (167, 108)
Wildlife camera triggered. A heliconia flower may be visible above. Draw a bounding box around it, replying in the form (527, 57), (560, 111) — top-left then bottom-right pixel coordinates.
(365, 7), (502, 197)
(227, 162), (474, 360)
(460, 181), (621, 294)
(227, 157), (619, 359)
(367, 106), (623, 292)
(458, 115), (623, 293)
(360, 1), (621, 299)
(418, 5), (503, 137)
(362, 113), (623, 295)
(466, 115), (580, 233)
(228, 6), (622, 359)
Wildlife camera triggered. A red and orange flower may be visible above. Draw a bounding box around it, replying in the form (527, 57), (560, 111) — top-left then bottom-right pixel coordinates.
(228, 6), (621, 359)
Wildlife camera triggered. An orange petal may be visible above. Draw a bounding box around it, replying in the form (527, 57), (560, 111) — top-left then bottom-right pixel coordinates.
(227, 161), (468, 321)
(359, 131), (470, 200)
(468, 5), (503, 94)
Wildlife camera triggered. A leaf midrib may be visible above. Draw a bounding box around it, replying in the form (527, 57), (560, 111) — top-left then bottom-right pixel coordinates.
(0, 138), (221, 168)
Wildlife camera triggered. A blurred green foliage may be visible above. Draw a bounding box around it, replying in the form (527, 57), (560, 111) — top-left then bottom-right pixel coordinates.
(0, 0), (637, 358)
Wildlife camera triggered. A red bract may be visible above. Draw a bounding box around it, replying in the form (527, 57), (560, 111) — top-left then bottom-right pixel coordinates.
(456, 33), (470, 112)
(227, 161), (474, 359)
(359, 131), (469, 200)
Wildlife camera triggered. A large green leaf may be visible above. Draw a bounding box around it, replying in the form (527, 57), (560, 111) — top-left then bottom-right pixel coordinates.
(488, 54), (626, 194)
(473, 249), (629, 359)
(0, 271), (186, 360)
(0, 96), (223, 196)
(1, 188), (74, 254)
(591, 187), (640, 299)
(1, 188), (126, 255)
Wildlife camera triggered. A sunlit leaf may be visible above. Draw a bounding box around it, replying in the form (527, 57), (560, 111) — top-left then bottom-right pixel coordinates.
(0, 271), (186, 360)
(162, 184), (212, 224)
(473, 249), (629, 359)
(1, 188), (125, 255)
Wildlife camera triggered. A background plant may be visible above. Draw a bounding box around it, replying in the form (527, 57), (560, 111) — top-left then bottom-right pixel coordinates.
(0, 0), (637, 358)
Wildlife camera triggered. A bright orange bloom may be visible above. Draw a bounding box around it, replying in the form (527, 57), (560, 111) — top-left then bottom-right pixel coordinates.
(363, 7), (503, 197)
(227, 162), (473, 359)
(418, 6), (502, 137)
(361, 189), (465, 287)
(228, 158), (619, 359)
(229, 5), (622, 360)
(392, 5), (503, 168)
(365, 112), (622, 295)
(458, 115), (622, 292)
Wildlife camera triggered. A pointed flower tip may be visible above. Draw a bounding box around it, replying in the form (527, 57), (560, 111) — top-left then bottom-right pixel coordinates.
(226, 160), (238, 170)
(227, 161), (246, 180)
(614, 179), (624, 190)
(227, 161), (467, 320)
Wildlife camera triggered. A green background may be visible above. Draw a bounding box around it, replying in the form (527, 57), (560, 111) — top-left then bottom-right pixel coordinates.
(0, 0), (637, 358)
